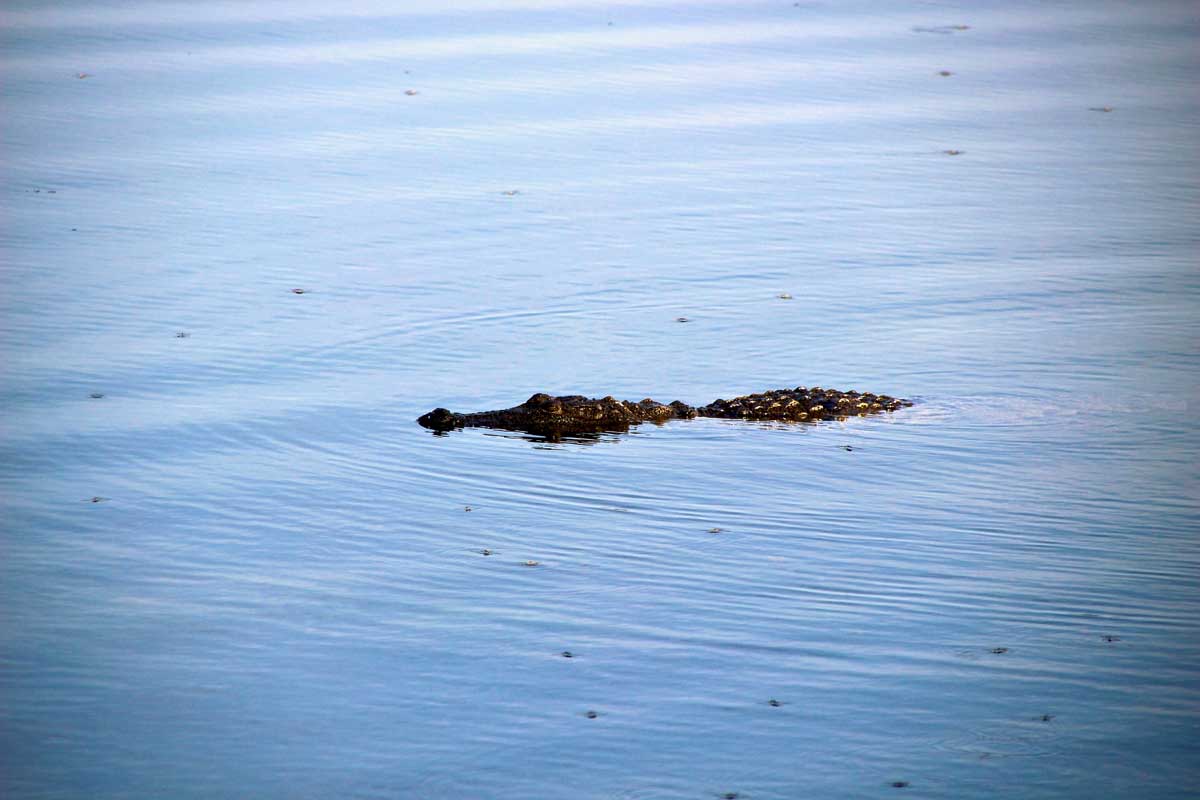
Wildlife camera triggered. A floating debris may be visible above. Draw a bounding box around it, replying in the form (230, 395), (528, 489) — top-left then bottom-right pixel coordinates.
(291, 288), (307, 294)
(708, 527), (723, 533)
(175, 332), (190, 338)
(675, 316), (691, 323)
(477, 549), (493, 556)
(522, 560), (540, 567)
(585, 710), (599, 719)
(464, 505), (473, 512)
(1102, 634), (1121, 643)
(767, 698), (784, 707)
(913, 24), (970, 34)
(1037, 714), (1055, 722)
(89, 392), (105, 399)
(841, 445), (854, 451)
(777, 292), (793, 300)
(405, 89), (419, 96)
(86, 496), (109, 503)
(944, 149), (964, 156)
(891, 781), (910, 789)
(989, 647), (1009, 654)
(561, 650), (574, 658)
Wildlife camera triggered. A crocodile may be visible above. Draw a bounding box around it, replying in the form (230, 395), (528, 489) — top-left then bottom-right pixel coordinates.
(418, 386), (911, 437)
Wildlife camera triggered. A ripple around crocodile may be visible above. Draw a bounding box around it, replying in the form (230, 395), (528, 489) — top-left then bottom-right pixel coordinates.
(418, 387), (912, 437)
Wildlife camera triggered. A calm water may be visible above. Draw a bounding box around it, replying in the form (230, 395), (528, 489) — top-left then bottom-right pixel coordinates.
(2, 1), (1198, 797)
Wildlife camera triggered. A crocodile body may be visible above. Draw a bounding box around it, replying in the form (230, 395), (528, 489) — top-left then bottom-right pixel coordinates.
(418, 386), (911, 437)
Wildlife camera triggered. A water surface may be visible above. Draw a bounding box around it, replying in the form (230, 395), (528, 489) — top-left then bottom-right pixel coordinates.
(2, 1), (1198, 798)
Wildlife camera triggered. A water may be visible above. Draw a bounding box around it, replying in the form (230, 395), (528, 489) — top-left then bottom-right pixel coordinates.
(2, 1), (1198, 797)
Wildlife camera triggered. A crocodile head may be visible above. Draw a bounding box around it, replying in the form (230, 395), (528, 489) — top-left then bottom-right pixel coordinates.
(417, 407), (461, 431)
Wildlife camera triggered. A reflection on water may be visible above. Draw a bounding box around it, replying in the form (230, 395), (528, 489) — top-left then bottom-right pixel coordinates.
(2, 0), (1198, 798)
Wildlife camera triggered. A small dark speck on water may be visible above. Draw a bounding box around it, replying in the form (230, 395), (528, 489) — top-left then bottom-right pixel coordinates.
(842, 445), (854, 451)
(561, 651), (573, 658)
(75, 72), (90, 79)
(944, 149), (964, 156)
(777, 292), (793, 299)
(1038, 714), (1055, 722)
(405, 89), (419, 96)
(891, 781), (910, 789)
(938, 70), (954, 76)
(175, 332), (190, 338)
(767, 699), (783, 707)
(1090, 106), (1114, 112)
(913, 24), (970, 34)
(478, 549), (492, 556)
(990, 647), (1009, 654)
(1103, 635), (1121, 642)
(87, 496), (108, 503)
(675, 316), (691, 323)
(522, 560), (540, 567)
(709, 527), (723, 533)
(291, 288), (306, 294)
(501, 190), (520, 196)
(89, 392), (105, 399)
(464, 505), (473, 511)
(585, 710), (598, 719)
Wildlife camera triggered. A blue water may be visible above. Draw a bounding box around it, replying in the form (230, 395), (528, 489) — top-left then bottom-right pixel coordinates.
(2, 1), (1198, 797)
